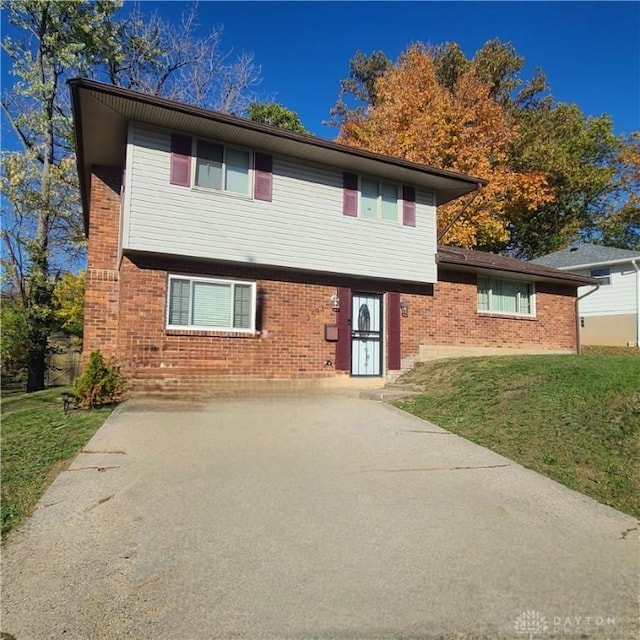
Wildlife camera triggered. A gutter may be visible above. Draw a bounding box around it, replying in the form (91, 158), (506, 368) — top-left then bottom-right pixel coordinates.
(575, 283), (600, 354)
(436, 254), (597, 287)
(632, 258), (640, 348)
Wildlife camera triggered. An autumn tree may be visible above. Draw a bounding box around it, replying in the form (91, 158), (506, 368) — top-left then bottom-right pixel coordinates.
(330, 41), (548, 131)
(508, 104), (621, 256)
(1, 0), (261, 391)
(248, 102), (308, 133)
(52, 270), (85, 337)
(337, 45), (553, 248)
(327, 50), (390, 128)
(332, 40), (629, 257)
(590, 133), (640, 250)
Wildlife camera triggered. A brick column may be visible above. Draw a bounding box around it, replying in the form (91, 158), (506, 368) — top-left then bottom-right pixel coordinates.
(83, 166), (122, 361)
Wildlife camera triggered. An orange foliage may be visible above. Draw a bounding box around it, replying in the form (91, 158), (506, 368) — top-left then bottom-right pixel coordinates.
(337, 45), (554, 247)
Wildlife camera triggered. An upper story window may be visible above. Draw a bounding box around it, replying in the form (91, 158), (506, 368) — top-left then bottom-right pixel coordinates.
(167, 275), (256, 332)
(195, 140), (251, 196)
(343, 172), (415, 226)
(477, 276), (535, 317)
(360, 178), (399, 221)
(590, 267), (611, 285)
(170, 133), (273, 201)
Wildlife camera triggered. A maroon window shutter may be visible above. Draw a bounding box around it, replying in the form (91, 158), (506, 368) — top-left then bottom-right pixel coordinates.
(343, 172), (358, 217)
(170, 134), (192, 186)
(387, 292), (401, 370)
(402, 185), (416, 227)
(254, 152), (273, 201)
(335, 287), (352, 370)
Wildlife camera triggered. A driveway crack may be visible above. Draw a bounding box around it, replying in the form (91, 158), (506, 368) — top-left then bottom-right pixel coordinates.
(365, 463), (512, 473)
(66, 466), (121, 472)
(81, 449), (127, 455)
(401, 430), (451, 434)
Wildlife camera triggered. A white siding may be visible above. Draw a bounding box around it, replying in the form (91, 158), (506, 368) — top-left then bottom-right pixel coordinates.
(575, 263), (639, 315)
(124, 124), (437, 283)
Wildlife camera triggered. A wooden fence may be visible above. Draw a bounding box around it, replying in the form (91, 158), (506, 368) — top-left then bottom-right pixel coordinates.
(45, 336), (83, 387)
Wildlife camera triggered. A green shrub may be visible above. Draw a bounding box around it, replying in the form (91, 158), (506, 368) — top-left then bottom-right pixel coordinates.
(72, 350), (126, 408)
(1, 300), (29, 385)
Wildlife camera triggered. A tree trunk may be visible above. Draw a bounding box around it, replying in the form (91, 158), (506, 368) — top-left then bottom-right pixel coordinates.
(25, 24), (55, 393)
(26, 339), (47, 392)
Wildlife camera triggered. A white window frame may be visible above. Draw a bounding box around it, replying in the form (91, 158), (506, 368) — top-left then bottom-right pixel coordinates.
(166, 275), (257, 333)
(477, 276), (536, 318)
(192, 138), (253, 198)
(590, 267), (611, 286)
(358, 176), (400, 222)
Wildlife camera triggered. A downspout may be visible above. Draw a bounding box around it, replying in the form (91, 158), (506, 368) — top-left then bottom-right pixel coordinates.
(575, 283), (600, 354)
(437, 183), (483, 243)
(632, 259), (640, 348)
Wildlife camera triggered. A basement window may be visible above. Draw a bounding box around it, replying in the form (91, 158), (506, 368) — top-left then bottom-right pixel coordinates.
(477, 276), (535, 317)
(167, 275), (256, 332)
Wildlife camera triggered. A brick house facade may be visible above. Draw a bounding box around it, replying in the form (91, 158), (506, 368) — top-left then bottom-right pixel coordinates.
(73, 80), (594, 396)
(401, 273), (577, 358)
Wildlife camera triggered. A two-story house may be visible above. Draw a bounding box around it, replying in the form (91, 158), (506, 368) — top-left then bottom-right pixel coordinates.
(532, 243), (640, 347)
(70, 79), (595, 396)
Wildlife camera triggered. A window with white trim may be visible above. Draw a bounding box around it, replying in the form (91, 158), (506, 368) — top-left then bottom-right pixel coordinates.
(194, 140), (251, 196)
(167, 276), (256, 331)
(360, 177), (399, 221)
(477, 276), (534, 317)
(590, 267), (611, 285)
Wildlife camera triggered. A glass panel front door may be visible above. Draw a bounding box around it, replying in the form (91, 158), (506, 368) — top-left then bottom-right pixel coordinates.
(351, 293), (382, 376)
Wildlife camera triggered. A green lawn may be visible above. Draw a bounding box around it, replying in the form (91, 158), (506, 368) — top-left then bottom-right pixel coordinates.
(396, 351), (640, 517)
(1, 388), (112, 540)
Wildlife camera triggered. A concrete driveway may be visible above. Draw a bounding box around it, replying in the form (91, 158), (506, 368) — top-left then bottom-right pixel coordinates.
(2, 395), (638, 639)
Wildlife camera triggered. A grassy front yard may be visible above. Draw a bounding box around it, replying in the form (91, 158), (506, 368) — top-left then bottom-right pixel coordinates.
(1, 388), (112, 540)
(396, 350), (640, 517)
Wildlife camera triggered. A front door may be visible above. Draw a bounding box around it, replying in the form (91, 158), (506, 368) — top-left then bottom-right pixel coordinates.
(351, 293), (382, 376)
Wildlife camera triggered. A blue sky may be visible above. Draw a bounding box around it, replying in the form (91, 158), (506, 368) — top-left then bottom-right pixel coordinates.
(144, 0), (639, 138)
(1, 1), (638, 139)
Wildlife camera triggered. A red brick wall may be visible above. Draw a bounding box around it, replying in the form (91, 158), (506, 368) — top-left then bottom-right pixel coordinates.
(116, 254), (339, 380)
(83, 167), (121, 357)
(400, 269), (578, 358)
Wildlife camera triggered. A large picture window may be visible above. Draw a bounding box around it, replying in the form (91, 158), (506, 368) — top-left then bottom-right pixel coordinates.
(167, 276), (256, 331)
(477, 276), (534, 317)
(195, 140), (250, 196)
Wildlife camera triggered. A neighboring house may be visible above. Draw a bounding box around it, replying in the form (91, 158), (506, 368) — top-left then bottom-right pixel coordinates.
(532, 243), (640, 347)
(70, 79), (595, 396)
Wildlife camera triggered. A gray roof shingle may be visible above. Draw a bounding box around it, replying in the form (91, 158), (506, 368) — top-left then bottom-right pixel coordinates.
(531, 243), (640, 269)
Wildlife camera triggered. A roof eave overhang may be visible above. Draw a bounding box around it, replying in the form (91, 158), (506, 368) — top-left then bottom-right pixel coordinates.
(70, 81), (90, 234)
(69, 78), (486, 234)
(437, 256), (598, 287)
(555, 256), (640, 270)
